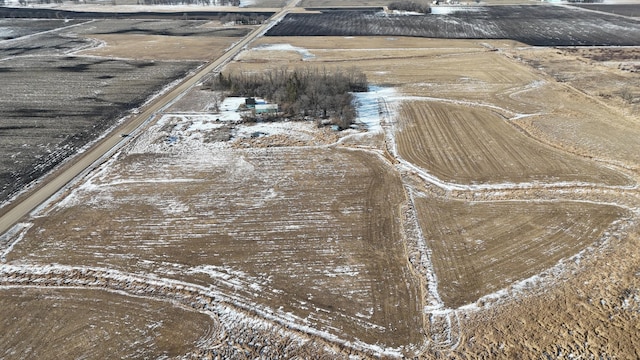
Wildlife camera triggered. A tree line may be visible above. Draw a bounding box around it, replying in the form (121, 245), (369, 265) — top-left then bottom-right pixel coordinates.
(388, 1), (431, 14)
(219, 13), (267, 25)
(137, 0), (239, 5)
(204, 66), (368, 129)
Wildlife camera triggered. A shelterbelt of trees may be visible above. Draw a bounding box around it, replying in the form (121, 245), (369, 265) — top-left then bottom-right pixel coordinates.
(206, 66), (369, 129)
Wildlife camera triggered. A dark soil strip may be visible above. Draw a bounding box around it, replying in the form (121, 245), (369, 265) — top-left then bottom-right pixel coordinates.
(266, 6), (640, 46)
(0, 7), (274, 20)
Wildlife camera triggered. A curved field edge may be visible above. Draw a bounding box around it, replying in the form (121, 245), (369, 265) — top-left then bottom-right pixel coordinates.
(453, 227), (640, 358)
(412, 195), (630, 308)
(395, 101), (632, 187)
(0, 269), (354, 359)
(0, 287), (213, 359)
(3, 146), (426, 353)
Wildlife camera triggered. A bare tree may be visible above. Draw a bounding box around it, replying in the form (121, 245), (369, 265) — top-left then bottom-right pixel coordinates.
(211, 66), (368, 128)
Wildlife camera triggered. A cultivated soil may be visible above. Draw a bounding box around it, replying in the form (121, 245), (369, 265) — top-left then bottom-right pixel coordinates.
(2, 7), (640, 359)
(0, 18), (248, 205)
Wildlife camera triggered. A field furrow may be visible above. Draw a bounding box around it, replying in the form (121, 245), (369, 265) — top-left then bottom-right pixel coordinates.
(395, 100), (632, 186)
(412, 196), (629, 308)
(4, 144), (424, 353)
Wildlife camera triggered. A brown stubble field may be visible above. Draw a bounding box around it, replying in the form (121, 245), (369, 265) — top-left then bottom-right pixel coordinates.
(2, 32), (640, 358)
(394, 101), (631, 185)
(504, 45), (640, 169)
(0, 287), (214, 359)
(220, 36), (640, 354)
(413, 196), (629, 308)
(75, 19), (252, 61)
(5, 144), (425, 352)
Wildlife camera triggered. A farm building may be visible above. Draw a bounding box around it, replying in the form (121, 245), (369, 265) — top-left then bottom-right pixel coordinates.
(255, 104), (278, 114)
(245, 97), (268, 109)
(245, 97), (256, 108)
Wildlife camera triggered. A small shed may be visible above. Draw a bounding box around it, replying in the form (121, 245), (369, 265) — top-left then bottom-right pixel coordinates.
(255, 104), (278, 114)
(245, 97), (256, 109)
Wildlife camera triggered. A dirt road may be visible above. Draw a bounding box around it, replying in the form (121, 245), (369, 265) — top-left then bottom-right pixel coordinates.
(0, 1), (297, 237)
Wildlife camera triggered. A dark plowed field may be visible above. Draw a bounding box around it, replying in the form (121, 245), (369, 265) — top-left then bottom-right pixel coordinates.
(0, 20), (205, 205)
(0, 7), (274, 20)
(266, 5), (640, 46)
(0, 18), (84, 40)
(0, 56), (197, 203)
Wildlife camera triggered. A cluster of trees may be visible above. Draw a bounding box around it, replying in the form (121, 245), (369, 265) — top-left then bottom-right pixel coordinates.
(205, 67), (368, 129)
(388, 0), (431, 13)
(219, 13), (268, 25)
(136, 0), (239, 5)
(16, 0), (64, 5)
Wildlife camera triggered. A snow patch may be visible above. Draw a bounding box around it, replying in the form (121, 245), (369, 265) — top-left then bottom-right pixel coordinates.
(323, 265), (360, 278)
(390, 10), (425, 16)
(430, 5), (486, 15)
(253, 43), (315, 60)
(352, 86), (398, 132)
(0, 27), (14, 39)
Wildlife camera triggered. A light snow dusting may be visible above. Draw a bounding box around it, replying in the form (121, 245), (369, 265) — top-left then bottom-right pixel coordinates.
(430, 6), (486, 15)
(253, 43), (315, 60)
(352, 86), (398, 132)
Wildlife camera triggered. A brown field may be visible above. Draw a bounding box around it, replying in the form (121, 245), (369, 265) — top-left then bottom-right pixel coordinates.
(506, 46), (640, 168)
(73, 19), (251, 61)
(5, 142), (424, 352)
(395, 101), (631, 185)
(238, 37), (543, 112)
(453, 226), (640, 358)
(0, 287), (213, 359)
(79, 34), (243, 61)
(413, 196), (629, 308)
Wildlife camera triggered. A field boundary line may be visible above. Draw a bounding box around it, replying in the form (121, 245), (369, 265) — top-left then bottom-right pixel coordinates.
(0, 19), (95, 46)
(0, 263), (406, 358)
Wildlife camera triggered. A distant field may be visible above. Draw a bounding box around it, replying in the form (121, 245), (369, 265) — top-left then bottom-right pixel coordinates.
(0, 7), (275, 19)
(506, 46), (640, 168)
(574, 3), (640, 17)
(0, 19), (246, 205)
(2, 14), (640, 358)
(266, 5), (640, 46)
(79, 34), (243, 60)
(299, 0), (389, 7)
(0, 19), (84, 40)
(76, 19), (251, 60)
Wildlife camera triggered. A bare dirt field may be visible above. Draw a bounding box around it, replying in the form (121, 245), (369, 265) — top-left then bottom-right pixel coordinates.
(267, 5), (640, 46)
(2, 11), (640, 359)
